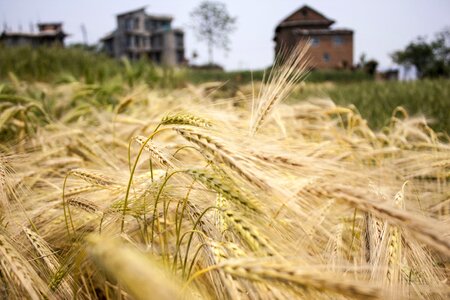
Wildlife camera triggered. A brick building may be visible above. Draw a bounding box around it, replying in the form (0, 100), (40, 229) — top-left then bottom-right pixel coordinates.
(0, 23), (68, 47)
(274, 5), (353, 69)
(101, 7), (185, 66)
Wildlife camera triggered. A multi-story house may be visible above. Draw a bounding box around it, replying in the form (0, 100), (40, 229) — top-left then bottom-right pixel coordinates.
(0, 23), (68, 47)
(274, 5), (353, 69)
(101, 7), (185, 66)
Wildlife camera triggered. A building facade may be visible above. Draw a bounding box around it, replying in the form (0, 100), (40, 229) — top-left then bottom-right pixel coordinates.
(274, 5), (353, 69)
(101, 7), (185, 66)
(0, 23), (67, 47)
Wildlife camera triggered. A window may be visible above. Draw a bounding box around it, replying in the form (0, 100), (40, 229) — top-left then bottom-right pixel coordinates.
(152, 35), (163, 48)
(311, 37), (320, 47)
(161, 21), (171, 31)
(145, 19), (152, 31)
(323, 53), (330, 62)
(175, 33), (183, 48)
(135, 36), (140, 47)
(126, 35), (133, 47)
(176, 50), (184, 64)
(333, 36), (343, 45)
(125, 18), (133, 30)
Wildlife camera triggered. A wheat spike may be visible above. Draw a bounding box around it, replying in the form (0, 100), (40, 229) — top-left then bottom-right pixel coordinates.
(176, 127), (270, 190)
(187, 168), (262, 213)
(250, 42), (310, 135)
(161, 113), (212, 128)
(22, 227), (73, 298)
(222, 209), (275, 256)
(0, 155), (7, 209)
(86, 234), (185, 300)
(69, 168), (120, 187)
(68, 197), (100, 214)
(329, 185), (450, 257)
(0, 232), (50, 300)
(134, 135), (175, 168)
(385, 182), (407, 286)
(219, 258), (381, 299)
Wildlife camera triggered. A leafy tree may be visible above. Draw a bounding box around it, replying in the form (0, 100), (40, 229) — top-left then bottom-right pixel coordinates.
(392, 28), (450, 78)
(364, 59), (378, 76)
(190, 1), (237, 65)
(357, 53), (378, 76)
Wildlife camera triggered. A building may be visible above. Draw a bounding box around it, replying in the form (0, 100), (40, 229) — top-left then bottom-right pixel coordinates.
(0, 23), (68, 47)
(274, 5), (353, 69)
(101, 7), (185, 66)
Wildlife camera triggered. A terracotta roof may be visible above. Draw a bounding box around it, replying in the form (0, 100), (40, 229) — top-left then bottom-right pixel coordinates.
(292, 28), (353, 35)
(278, 19), (334, 28)
(276, 5), (335, 29)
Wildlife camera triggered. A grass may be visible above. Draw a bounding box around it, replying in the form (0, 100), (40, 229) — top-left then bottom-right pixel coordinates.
(0, 45), (449, 299)
(0, 45), (182, 88)
(184, 68), (372, 85)
(289, 79), (450, 133)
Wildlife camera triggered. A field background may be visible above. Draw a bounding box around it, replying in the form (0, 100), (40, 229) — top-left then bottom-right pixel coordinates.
(1, 46), (449, 134)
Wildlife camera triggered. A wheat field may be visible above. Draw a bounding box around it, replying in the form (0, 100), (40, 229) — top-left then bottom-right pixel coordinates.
(0, 46), (449, 299)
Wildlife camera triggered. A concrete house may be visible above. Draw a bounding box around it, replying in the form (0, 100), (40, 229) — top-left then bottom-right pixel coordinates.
(0, 23), (68, 47)
(274, 5), (353, 69)
(101, 7), (185, 66)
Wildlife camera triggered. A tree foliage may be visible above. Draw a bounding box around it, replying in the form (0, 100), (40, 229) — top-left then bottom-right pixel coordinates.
(392, 28), (450, 78)
(364, 60), (378, 76)
(190, 1), (237, 65)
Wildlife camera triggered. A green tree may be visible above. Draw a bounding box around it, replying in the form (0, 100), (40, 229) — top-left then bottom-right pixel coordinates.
(392, 28), (450, 78)
(364, 59), (378, 76)
(190, 1), (237, 65)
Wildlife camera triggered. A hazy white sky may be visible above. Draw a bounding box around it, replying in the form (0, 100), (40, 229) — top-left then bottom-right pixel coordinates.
(1, 0), (449, 70)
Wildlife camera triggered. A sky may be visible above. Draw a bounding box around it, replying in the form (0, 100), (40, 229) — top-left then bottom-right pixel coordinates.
(1, 0), (449, 71)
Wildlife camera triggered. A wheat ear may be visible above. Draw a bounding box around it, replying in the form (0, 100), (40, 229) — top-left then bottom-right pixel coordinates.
(161, 113), (212, 128)
(219, 259), (381, 299)
(222, 209), (275, 256)
(329, 185), (450, 257)
(69, 168), (120, 188)
(86, 234), (184, 300)
(176, 127), (270, 190)
(0, 232), (49, 300)
(134, 135), (175, 168)
(250, 42), (310, 135)
(22, 227), (73, 298)
(0, 155), (7, 209)
(187, 168), (262, 213)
